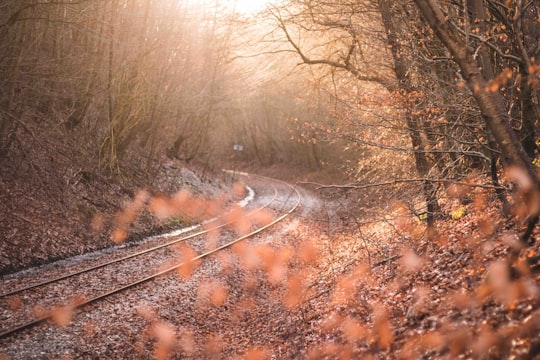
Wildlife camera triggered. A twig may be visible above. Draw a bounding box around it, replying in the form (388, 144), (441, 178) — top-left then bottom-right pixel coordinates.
(11, 212), (39, 226)
(372, 254), (401, 267)
(306, 255), (402, 303)
(297, 178), (503, 191)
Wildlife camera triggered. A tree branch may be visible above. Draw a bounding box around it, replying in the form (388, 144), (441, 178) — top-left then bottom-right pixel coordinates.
(451, 20), (524, 64)
(1, 1), (93, 29)
(271, 8), (388, 84)
(297, 178), (503, 191)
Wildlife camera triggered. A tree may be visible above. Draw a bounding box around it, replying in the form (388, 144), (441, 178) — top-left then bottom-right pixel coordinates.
(271, 0), (447, 225)
(378, 0), (443, 227)
(412, 0), (539, 242)
(270, 0), (539, 238)
(0, 0), (249, 177)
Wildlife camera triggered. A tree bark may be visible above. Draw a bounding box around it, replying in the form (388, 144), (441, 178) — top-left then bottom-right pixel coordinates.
(413, 0), (539, 242)
(378, 0), (441, 228)
(413, 0), (535, 174)
(468, 0), (510, 216)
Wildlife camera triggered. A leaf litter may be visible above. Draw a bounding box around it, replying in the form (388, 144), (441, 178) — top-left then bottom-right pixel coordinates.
(1, 175), (539, 359)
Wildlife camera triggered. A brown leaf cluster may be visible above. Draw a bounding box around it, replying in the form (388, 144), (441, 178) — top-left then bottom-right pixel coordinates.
(29, 174), (540, 359)
(486, 68), (513, 92)
(110, 183), (258, 244)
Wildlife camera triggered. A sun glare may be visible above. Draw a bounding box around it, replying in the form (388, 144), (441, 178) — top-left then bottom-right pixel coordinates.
(232, 0), (271, 14)
(185, 0), (273, 15)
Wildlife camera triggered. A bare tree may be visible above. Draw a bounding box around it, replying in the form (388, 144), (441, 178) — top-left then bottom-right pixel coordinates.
(413, 0), (539, 242)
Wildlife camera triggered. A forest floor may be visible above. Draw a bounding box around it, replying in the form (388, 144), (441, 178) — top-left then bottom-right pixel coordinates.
(0, 156), (230, 275)
(1, 161), (540, 359)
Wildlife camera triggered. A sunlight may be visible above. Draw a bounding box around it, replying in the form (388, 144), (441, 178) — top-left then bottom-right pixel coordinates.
(183, 0), (273, 16)
(232, 0), (271, 14)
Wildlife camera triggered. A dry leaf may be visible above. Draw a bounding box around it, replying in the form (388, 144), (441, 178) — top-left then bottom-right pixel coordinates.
(243, 346), (268, 360)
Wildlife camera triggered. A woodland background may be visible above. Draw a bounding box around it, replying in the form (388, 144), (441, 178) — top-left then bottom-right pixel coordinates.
(1, 0), (538, 213)
(1, 0), (540, 357)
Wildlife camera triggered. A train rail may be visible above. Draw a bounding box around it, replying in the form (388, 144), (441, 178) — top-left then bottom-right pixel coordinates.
(0, 173), (302, 340)
(0, 181), (270, 298)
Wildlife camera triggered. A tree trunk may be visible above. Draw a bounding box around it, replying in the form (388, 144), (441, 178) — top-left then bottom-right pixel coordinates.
(378, 0), (441, 228)
(468, 0), (511, 215)
(414, 0), (539, 242)
(519, 69), (538, 158)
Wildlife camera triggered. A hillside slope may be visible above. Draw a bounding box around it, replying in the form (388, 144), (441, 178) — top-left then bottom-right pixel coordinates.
(0, 143), (227, 275)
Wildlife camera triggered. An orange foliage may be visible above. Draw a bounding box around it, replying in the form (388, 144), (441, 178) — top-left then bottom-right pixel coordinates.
(283, 270), (309, 309)
(51, 303), (75, 328)
(223, 205), (252, 235)
(151, 321), (176, 360)
(400, 249), (424, 273)
(243, 346), (269, 360)
(175, 243), (201, 278)
(372, 304), (393, 350)
(341, 316), (368, 342)
(203, 334), (224, 356)
(297, 239), (320, 264)
(197, 280), (229, 307)
(8, 296), (22, 311)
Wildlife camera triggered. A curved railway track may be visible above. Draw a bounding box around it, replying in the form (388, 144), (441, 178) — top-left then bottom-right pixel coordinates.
(0, 181), (267, 299)
(0, 173), (301, 340)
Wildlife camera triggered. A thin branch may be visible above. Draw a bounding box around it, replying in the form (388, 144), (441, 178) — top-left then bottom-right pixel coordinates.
(297, 178), (504, 191)
(1, 0), (93, 29)
(450, 19), (524, 64)
(227, 49), (297, 63)
(10, 212), (39, 226)
(373, 255), (402, 267)
(336, 134), (492, 161)
(486, 0), (513, 30)
(271, 9), (388, 84)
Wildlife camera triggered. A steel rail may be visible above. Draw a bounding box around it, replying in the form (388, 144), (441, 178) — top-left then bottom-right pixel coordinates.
(0, 175), (301, 340)
(0, 183), (277, 298)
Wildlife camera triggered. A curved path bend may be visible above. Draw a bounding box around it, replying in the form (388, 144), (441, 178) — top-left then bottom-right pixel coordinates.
(0, 173), (309, 351)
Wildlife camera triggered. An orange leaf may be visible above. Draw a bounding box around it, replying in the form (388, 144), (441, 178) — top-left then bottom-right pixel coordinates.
(51, 304), (74, 328)
(373, 304), (393, 349)
(297, 240), (319, 264)
(176, 244), (200, 278)
(111, 227), (128, 244)
(210, 283), (228, 307)
(244, 346), (268, 360)
(342, 317), (367, 342)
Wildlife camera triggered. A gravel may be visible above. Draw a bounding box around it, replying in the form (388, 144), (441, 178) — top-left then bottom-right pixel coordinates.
(0, 175), (323, 359)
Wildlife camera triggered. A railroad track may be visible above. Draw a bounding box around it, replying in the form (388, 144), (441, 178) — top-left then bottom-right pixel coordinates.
(0, 179), (264, 299)
(0, 173), (302, 340)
